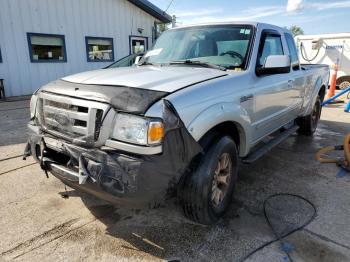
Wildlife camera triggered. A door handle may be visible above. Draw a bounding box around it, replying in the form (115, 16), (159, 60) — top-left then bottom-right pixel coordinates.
(240, 94), (254, 103)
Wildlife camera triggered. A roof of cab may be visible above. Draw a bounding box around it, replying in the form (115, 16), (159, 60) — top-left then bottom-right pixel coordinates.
(171, 21), (259, 29)
(169, 21), (291, 34)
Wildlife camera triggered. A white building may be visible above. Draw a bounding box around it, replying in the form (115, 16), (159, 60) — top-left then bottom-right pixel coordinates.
(0, 0), (171, 97)
(296, 33), (350, 89)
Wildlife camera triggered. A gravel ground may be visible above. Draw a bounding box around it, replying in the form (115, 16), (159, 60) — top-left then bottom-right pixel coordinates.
(0, 98), (350, 262)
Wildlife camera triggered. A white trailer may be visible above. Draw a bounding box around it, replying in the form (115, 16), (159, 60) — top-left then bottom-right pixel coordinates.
(296, 33), (350, 89)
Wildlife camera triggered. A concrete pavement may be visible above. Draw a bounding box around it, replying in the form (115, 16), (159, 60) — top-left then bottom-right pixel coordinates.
(0, 99), (350, 261)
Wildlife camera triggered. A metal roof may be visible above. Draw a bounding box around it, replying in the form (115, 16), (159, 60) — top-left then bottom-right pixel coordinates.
(127, 0), (172, 23)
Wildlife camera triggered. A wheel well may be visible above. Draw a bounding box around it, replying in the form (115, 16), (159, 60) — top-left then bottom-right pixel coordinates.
(318, 85), (326, 102)
(198, 122), (241, 151)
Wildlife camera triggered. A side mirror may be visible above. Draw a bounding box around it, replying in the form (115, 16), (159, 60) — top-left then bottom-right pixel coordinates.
(134, 55), (142, 65)
(256, 55), (291, 76)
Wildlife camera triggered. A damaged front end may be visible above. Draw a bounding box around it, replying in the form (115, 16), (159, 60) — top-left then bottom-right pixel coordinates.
(24, 84), (202, 207)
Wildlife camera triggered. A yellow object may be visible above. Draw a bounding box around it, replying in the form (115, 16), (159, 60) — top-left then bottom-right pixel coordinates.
(148, 122), (164, 144)
(344, 133), (350, 165)
(315, 146), (339, 163)
(316, 132), (350, 167)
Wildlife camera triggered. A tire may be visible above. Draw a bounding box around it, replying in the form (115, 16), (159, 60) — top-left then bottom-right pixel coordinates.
(337, 76), (350, 90)
(179, 136), (238, 225)
(297, 96), (322, 136)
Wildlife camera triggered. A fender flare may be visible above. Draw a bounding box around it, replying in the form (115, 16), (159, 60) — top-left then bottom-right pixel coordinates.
(303, 76), (325, 116)
(187, 102), (252, 156)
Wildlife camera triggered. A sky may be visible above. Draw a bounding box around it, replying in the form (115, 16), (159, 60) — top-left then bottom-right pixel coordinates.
(149, 0), (350, 34)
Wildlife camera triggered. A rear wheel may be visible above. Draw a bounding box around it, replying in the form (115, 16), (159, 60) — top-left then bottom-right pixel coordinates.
(297, 96), (322, 136)
(179, 136), (238, 225)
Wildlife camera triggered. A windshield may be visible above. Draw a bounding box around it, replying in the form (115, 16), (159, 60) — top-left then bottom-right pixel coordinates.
(143, 25), (254, 70)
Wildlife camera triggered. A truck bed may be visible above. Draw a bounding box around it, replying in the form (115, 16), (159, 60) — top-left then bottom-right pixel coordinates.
(301, 64), (329, 71)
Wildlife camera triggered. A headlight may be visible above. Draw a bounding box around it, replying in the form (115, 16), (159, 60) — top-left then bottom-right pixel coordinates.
(30, 94), (38, 119)
(111, 113), (164, 146)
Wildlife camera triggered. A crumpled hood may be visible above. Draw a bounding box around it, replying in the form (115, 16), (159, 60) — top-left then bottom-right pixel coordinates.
(61, 66), (228, 93)
(39, 66), (228, 114)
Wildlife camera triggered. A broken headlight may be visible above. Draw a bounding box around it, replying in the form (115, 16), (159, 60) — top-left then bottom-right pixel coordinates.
(111, 113), (164, 146)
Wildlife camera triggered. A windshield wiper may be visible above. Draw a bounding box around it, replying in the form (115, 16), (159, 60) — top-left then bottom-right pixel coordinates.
(169, 60), (227, 71)
(138, 61), (157, 66)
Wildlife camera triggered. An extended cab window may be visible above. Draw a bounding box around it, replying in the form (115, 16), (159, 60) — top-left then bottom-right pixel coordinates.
(257, 34), (284, 67)
(285, 33), (300, 70)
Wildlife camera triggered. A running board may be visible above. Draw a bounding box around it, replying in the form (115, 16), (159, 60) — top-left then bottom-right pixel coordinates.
(242, 125), (299, 164)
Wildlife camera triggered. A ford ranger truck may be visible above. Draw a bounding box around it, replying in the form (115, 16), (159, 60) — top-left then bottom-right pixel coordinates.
(25, 22), (329, 225)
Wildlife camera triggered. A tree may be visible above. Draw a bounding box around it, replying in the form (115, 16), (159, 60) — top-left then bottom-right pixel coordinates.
(288, 25), (304, 37)
(158, 23), (169, 33)
(154, 23), (169, 40)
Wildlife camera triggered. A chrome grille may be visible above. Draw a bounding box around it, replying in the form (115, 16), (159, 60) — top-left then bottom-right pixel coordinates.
(38, 92), (109, 143)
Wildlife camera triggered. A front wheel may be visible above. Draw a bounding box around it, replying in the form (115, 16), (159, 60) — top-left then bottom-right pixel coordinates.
(297, 96), (322, 136)
(178, 136), (238, 225)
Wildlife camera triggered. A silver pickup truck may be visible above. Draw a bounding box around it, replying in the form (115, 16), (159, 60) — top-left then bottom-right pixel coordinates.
(25, 22), (329, 225)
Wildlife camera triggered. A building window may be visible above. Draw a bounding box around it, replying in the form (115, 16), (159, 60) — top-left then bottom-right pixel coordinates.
(129, 36), (148, 54)
(85, 37), (114, 62)
(27, 33), (67, 62)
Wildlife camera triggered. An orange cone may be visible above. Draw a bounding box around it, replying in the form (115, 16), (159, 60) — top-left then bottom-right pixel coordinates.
(326, 63), (338, 99)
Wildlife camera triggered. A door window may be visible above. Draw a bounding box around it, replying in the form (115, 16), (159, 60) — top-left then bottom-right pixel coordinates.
(285, 33), (300, 70)
(257, 34), (284, 67)
(130, 36), (147, 54)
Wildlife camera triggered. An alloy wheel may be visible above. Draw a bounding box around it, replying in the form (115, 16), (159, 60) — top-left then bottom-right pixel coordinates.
(211, 153), (233, 207)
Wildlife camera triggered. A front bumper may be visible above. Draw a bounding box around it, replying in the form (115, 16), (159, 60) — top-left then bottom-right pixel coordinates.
(26, 130), (171, 207)
(25, 100), (202, 207)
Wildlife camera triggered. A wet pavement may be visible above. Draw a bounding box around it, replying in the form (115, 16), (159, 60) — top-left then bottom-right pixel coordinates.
(0, 99), (350, 261)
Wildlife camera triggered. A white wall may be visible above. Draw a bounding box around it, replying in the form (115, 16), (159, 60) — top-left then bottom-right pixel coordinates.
(0, 0), (158, 96)
(296, 34), (350, 79)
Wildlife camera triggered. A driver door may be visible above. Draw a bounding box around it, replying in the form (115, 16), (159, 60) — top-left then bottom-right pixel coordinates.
(252, 30), (294, 142)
